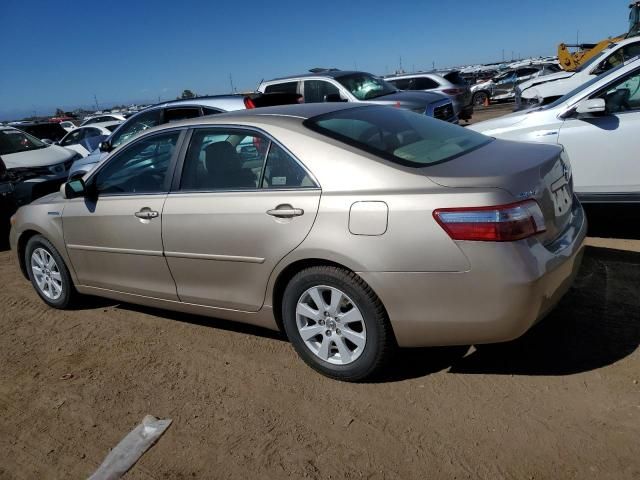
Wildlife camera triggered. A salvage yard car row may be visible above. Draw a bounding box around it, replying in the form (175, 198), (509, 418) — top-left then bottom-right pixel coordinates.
(2, 56), (638, 381)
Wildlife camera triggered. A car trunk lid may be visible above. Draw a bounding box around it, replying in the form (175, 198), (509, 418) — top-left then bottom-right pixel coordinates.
(422, 139), (574, 244)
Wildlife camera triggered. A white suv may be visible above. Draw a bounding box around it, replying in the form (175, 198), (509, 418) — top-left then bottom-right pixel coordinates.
(517, 36), (640, 109)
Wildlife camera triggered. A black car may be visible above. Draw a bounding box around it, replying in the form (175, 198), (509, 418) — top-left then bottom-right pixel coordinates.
(13, 122), (68, 143)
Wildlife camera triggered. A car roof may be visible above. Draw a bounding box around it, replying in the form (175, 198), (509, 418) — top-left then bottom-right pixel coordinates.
(138, 103), (366, 135)
(263, 70), (367, 83)
(81, 121), (122, 129)
(385, 72), (444, 80)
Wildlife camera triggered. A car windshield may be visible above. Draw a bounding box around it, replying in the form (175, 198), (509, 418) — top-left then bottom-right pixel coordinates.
(575, 48), (610, 73)
(305, 106), (492, 167)
(541, 60), (631, 111)
(0, 129), (47, 155)
(336, 73), (397, 100)
(106, 124), (119, 132)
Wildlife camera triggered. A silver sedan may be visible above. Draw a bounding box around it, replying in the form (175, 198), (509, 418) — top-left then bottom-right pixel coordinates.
(10, 103), (586, 381)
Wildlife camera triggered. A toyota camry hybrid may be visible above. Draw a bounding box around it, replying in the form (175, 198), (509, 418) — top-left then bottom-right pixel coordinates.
(9, 104), (586, 381)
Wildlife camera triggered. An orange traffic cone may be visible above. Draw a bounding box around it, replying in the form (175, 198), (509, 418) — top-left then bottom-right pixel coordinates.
(483, 96), (490, 107)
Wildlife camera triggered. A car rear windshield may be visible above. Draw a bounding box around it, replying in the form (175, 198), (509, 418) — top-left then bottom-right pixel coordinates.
(304, 106), (491, 167)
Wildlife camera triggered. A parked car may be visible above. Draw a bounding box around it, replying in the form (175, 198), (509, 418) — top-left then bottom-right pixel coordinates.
(0, 157), (15, 234)
(14, 122), (68, 143)
(11, 103), (586, 381)
(80, 114), (127, 126)
(0, 127), (81, 189)
(471, 64), (561, 106)
(59, 121), (77, 133)
(517, 36), (640, 109)
(68, 92), (302, 176)
(258, 69), (457, 122)
(385, 71), (473, 120)
(470, 58), (640, 203)
(58, 121), (122, 157)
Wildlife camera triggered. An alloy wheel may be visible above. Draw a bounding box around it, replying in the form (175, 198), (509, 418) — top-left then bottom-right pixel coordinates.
(31, 248), (63, 300)
(296, 285), (366, 365)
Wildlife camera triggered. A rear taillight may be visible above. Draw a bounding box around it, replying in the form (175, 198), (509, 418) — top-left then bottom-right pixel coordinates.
(433, 200), (546, 242)
(442, 88), (464, 95)
(243, 97), (256, 109)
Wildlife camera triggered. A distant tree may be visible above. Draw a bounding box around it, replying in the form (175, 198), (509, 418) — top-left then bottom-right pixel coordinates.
(179, 89), (196, 99)
(54, 108), (65, 117)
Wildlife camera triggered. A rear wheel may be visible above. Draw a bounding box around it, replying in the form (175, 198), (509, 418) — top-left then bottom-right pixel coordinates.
(282, 266), (394, 382)
(473, 91), (490, 106)
(25, 235), (76, 309)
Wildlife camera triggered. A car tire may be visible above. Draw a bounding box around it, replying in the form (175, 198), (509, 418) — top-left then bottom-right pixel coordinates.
(473, 91), (490, 106)
(282, 266), (394, 382)
(25, 235), (77, 309)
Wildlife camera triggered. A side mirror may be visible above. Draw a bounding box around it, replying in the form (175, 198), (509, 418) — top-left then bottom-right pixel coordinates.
(575, 98), (607, 116)
(324, 93), (345, 102)
(99, 140), (112, 152)
(62, 178), (86, 199)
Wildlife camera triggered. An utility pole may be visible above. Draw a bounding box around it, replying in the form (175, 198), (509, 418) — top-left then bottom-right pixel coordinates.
(229, 73), (235, 93)
(432, 61), (435, 71)
(502, 49), (505, 62)
(93, 94), (99, 110)
(399, 55), (403, 73)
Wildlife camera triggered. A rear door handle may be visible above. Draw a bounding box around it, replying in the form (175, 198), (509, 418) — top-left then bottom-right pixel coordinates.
(266, 204), (304, 218)
(135, 208), (159, 220)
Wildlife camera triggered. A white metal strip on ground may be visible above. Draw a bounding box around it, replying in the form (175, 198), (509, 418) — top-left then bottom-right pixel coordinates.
(88, 415), (172, 480)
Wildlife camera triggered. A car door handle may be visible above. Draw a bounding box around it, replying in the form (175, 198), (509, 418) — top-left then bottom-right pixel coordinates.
(135, 208), (159, 219)
(266, 205), (304, 218)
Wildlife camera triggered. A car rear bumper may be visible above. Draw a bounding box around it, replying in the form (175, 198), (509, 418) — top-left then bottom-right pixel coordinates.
(358, 201), (587, 348)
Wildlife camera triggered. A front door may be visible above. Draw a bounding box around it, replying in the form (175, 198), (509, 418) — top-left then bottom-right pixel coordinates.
(63, 130), (184, 299)
(162, 127), (321, 311)
(558, 66), (640, 197)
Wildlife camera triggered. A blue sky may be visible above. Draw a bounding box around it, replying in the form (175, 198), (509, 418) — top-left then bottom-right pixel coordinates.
(0, 0), (629, 119)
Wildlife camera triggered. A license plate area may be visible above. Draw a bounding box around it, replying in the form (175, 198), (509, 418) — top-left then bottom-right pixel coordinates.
(551, 176), (572, 216)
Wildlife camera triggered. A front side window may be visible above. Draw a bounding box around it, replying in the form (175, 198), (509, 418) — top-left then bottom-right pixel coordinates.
(60, 129), (83, 146)
(304, 80), (340, 103)
(110, 108), (162, 149)
(336, 73), (397, 100)
(305, 106), (491, 167)
(0, 129), (47, 155)
(94, 131), (180, 195)
(594, 67), (640, 113)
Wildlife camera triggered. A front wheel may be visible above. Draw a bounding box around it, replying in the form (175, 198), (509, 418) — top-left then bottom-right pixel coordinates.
(282, 266), (394, 382)
(25, 235), (77, 309)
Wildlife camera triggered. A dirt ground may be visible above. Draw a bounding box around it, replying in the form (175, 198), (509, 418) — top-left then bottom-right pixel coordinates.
(0, 105), (639, 479)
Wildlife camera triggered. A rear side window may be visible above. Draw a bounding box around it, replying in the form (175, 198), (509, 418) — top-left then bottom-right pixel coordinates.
(443, 71), (466, 85)
(164, 107), (201, 123)
(389, 78), (411, 90)
(305, 106), (491, 167)
(410, 77), (440, 90)
(264, 81), (298, 94)
(262, 143), (314, 188)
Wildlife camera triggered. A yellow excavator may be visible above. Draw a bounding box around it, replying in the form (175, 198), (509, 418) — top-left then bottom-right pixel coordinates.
(558, 1), (640, 71)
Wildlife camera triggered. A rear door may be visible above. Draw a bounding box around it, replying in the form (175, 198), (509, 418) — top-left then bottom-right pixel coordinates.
(162, 127), (321, 311)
